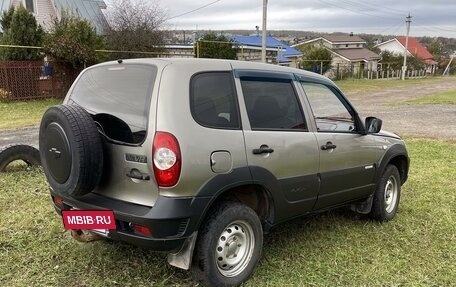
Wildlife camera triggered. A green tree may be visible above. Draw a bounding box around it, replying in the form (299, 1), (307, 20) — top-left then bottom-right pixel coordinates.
(0, 6), (15, 31)
(427, 38), (443, 61)
(298, 45), (332, 74)
(380, 50), (425, 70)
(0, 5), (44, 60)
(196, 32), (237, 60)
(43, 11), (105, 69)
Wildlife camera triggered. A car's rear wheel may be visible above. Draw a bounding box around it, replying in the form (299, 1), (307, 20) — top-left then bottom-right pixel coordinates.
(192, 201), (263, 286)
(370, 165), (401, 221)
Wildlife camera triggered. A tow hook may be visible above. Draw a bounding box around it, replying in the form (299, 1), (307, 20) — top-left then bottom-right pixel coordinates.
(70, 229), (103, 242)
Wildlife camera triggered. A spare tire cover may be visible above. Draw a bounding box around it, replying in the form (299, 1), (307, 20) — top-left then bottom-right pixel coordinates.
(39, 104), (103, 197)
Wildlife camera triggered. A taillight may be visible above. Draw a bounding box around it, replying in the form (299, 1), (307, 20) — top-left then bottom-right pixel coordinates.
(152, 132), (181, 187)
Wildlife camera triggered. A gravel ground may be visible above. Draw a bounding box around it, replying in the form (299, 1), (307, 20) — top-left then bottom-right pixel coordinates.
(344, 77), (456, 141)
(0, 77), (455, 148)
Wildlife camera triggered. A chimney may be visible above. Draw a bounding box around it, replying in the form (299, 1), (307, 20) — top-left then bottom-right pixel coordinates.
(350, 32), (353, 37)
(255, 26), (260, 37)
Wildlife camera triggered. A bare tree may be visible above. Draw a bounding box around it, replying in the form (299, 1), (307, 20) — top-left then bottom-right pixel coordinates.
(103, 0), (166, 59)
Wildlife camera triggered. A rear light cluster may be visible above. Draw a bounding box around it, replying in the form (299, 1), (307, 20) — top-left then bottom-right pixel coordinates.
(152, 132), (182, 187)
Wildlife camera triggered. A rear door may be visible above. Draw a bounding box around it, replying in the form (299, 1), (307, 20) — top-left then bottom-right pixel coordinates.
(299, 81), (379, 210)
(234, 70), (320, 221)
(67, 62), (161, 206)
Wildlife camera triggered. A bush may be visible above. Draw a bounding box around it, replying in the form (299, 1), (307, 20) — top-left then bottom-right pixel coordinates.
(298, 45), (332, 74)
(196, 32), (237, 60)
(43, 11), (105, 69)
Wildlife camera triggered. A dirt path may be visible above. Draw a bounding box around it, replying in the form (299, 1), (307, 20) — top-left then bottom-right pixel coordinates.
(344, 77), (456, 141)
(1, 77), (455, 147)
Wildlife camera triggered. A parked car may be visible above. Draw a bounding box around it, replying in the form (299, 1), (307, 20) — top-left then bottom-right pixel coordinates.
(40, 58), (409, 286)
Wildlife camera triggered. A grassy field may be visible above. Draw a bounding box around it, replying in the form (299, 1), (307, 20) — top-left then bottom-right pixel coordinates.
(0, 98), (62, 130)
(1, 138), (455, 286)
(394, 89), (456, 106)
(336, 76), (448, 94)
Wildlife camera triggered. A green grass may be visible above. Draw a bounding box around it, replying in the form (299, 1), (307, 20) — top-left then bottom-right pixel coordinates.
(394, 89), (456, 106)
(1, 138), (455, 286)
(0, 98), (62, 130)
(336, 76), (452, 94)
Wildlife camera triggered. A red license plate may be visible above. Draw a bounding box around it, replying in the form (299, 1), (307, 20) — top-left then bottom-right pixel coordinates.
(61, 210), (116, 230)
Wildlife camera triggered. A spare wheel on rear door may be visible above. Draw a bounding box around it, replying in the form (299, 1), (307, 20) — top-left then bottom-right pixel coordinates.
(39, 104), (103, 197)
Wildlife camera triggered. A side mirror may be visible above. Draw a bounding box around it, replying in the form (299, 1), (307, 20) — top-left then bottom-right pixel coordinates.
(365, 117), (382, 134)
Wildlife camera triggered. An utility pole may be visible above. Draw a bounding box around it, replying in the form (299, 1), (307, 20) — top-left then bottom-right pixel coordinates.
(261, 0), (268, 63)
(401, 13), (412, 80)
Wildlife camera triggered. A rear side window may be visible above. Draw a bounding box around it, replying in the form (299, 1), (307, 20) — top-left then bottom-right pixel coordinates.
(190, 72), (240, 129)
(241, 79), (307, 131)
(69, 64), (157, 144)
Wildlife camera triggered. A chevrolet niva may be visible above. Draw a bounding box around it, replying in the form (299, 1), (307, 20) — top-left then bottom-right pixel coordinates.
(40, 58), (409, 286)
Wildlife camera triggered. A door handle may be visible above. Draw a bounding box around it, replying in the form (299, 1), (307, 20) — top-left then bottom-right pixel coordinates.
(321, 142), (337, 150)
(253, 145), (274, 155)
(126, 169), (150, 180)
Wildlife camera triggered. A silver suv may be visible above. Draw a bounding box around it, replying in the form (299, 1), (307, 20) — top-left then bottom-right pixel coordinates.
(40, 58), (409, 286)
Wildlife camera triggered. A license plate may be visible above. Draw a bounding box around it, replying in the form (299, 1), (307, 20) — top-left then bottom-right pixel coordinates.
(62, 210), (116, 231)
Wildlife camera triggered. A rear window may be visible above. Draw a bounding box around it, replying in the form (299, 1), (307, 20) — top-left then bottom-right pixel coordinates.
(69, 64), (157, 144)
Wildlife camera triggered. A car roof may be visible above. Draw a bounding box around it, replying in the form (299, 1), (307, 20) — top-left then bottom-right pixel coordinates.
(90, 58), (336, 87)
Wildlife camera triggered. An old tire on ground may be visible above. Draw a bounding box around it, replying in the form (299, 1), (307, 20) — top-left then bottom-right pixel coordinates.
(39, 104), (103, 197)
(369, 165), (401, 221)
(0, 144), (41, 172)
(192, 202), (263, 287)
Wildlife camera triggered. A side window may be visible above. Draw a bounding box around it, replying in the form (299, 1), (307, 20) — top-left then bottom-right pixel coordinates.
(191, 72), (240, 129)
(241, 78), (307, 131)
(301, 82), (355, 132)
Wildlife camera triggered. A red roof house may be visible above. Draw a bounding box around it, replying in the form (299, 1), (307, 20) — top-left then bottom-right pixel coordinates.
(375, 37), (438, 66)
(396, 36), (437, 65)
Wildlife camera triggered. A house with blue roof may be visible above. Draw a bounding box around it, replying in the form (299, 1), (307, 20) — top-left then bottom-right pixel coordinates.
(231, 35), (302, 67)
(0, 0), (107, 33)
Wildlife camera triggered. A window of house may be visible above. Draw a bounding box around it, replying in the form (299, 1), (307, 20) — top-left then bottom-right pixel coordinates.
(25, 0), (34, 12)
(190, 72), (240, 129)
(301, 82), (355, 132)
(241, 79), (307, 131)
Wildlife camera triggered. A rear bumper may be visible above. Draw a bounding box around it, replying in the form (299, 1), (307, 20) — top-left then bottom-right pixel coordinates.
(51, 190), (212, 252)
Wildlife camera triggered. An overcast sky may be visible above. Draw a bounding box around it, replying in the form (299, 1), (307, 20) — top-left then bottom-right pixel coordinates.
(159, 0), (456, 38)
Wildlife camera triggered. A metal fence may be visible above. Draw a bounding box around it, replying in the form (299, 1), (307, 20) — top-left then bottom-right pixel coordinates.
(0, 44), (432, 101)
(300, 61), (427, 81)
(0, 60), (79, 101)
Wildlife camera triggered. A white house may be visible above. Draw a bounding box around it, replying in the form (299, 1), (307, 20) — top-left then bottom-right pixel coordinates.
(0, 0), (107, 33)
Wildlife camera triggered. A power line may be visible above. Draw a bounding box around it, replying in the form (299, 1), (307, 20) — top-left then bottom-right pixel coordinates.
(413, 20), (456, 33)
(339, 0), (408, 16)
(316, 0), (401, 20)
(165, 0), (223, 21)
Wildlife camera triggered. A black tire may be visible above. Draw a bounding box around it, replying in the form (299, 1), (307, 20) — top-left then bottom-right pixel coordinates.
(39, 104), (103, 197)
(0, 144), (41, 172)
(370, 165), (401, 221)
(192, 202), (263, 287)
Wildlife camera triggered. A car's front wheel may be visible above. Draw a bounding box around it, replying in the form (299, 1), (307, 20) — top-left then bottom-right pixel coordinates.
(192, 201), (263, 287)
(370, 165), (401, 221)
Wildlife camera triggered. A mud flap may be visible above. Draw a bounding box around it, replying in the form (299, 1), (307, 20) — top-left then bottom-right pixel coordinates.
(167, 232), (198, 270)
